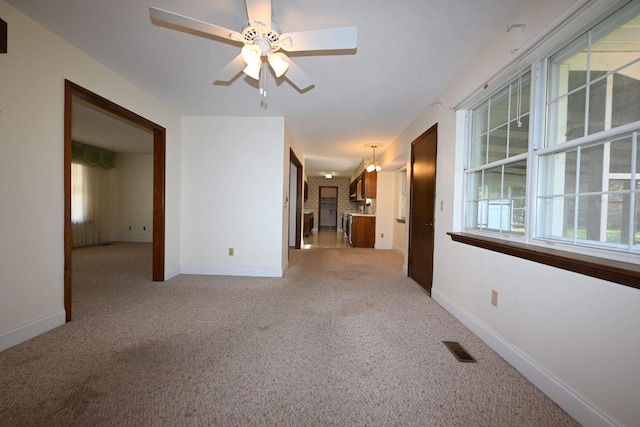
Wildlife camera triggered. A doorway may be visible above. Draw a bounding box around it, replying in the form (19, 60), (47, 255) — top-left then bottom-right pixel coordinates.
(408, 124), (438, 294)
(318, 186), (338, 229)
(64, 80), (166, 322)
(289, 149), (303, 250)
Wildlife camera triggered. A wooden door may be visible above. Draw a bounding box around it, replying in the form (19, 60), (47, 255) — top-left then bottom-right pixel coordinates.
(408, 124), (438, 294)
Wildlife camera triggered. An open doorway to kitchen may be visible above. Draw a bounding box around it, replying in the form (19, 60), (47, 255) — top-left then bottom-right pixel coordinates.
(302, 178), (351, 249)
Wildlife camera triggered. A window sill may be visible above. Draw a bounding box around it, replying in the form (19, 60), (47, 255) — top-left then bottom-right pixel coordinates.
(447, 232), (639, 290)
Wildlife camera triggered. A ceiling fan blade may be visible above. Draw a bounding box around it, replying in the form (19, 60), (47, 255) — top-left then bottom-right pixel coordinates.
(149, 7), (243, 42)
(245, 0), (272, 34)
(276, 54), (314, 91)
(213, 54), (246, 82)
(278, 26), (357, 52)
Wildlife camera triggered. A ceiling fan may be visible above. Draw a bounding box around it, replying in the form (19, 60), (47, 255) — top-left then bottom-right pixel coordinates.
(149, 0), (357, 97)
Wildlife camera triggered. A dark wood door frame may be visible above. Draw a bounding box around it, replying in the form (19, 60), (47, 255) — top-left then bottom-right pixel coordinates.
(64, 80), (166, 322)
(289, 148), (303, 250)
(408, 124), (438, 295)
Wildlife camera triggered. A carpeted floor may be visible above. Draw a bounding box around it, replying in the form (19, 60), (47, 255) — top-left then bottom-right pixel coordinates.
(0, 242), (578, 426)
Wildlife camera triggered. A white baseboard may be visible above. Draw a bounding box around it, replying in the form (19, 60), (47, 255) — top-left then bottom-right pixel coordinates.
(392, 245), (405, 257)
(432, 289), (617, 427)
(0, 310), (66, 352)
(164, 266), (181, 280)
(180, 265), (284, 278)
(115, 237), (153, 243)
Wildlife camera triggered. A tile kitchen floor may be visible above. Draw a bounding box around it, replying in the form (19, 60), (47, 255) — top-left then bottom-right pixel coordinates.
(302, 228), (350, 249)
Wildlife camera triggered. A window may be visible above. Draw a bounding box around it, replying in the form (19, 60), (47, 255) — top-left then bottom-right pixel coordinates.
(463, 2), (640, 263)
(398, 168), (407, 220)
(465, 74), (530, 235)
(71, 162), (87, 224)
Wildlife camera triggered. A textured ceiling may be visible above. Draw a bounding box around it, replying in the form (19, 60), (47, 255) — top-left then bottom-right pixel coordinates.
(7, 0), (530, 177)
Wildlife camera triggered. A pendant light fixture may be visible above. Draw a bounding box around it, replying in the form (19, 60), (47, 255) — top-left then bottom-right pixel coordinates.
(365, 144), (382, 172)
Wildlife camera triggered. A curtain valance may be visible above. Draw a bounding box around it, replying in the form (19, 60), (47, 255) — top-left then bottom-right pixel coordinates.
(72, 141), (117, 169)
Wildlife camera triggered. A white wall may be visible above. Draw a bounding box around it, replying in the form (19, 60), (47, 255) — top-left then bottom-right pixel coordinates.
(374, 171), (394, 249)
(392, 170), (407, 257)
(115, 154), (154, 242)
(381, 0), (640, 425)
(0, 1), (182, 349)
(180, 116), (286, 277)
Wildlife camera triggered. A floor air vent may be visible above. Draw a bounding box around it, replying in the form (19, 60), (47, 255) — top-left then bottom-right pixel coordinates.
(442, 341), (477, 363)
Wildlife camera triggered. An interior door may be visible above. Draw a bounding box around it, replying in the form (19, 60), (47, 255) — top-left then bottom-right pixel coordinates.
(408, 124), (438, 294)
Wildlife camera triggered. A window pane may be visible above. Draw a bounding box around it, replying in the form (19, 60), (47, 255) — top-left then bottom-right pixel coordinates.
(577, 195), (602, 241)
(566, 86), (587, 142)
(586, 72), (608, 136)
(485, 167), (502, 199)
(609, 137), (633, 174)
(538, 150), (577, 197)
(473, 104), (489, 136)
(466, 171), (482, 202)
(612, 64), (640, 128)
(605, 192), (630, 244)
(466, 172), (484, 230)
(489, 88), (510, 130)
(510, 77), (531, 120)
(509, 115), (529, 157)
(578, 144), (604, 193)
(488, 125), (508, 163)
(537, 195), (576, 240)
(469, 135), (487, 168)
(503, 162), (527, 233)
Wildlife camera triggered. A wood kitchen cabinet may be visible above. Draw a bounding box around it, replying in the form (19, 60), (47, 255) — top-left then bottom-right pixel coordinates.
(363, 171), (377, 198)
(349, 171), (377, 201)
(350, 215), (375, 248)
(303, 212), (313, 237)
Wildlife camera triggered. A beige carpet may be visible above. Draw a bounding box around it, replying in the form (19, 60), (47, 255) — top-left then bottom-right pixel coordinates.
(0, 242), (578, 426)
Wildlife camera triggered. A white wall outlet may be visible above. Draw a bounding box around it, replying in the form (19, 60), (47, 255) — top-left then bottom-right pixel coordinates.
(491, 289), (499, 307)
(440, 200), (445, 211)
(228, 248), (234, 256)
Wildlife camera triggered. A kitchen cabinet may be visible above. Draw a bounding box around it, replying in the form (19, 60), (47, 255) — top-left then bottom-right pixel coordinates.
(363, 171), (377, 198)
(350, 215), (375, 248)
(303, 212), (313, 237)
(349, 171), (377, 201)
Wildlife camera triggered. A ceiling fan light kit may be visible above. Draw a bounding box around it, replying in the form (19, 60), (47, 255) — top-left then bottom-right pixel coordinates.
(149, 0), (357, 98)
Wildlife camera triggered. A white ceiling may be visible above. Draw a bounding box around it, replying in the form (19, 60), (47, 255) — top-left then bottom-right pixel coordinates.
(8, 0), (530, 176)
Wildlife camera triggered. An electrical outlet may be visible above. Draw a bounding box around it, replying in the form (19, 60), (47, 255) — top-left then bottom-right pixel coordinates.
(381, 233), (384, 238)
(128, 226), (132, 231)
(143, 226), (146, 231)
(228, 248), (234, 256)
(440, 200), (445, 211)
(491, 289), (499, 307)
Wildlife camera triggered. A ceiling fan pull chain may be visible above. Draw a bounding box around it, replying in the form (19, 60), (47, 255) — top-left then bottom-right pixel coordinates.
(261, 57), (268, 98)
